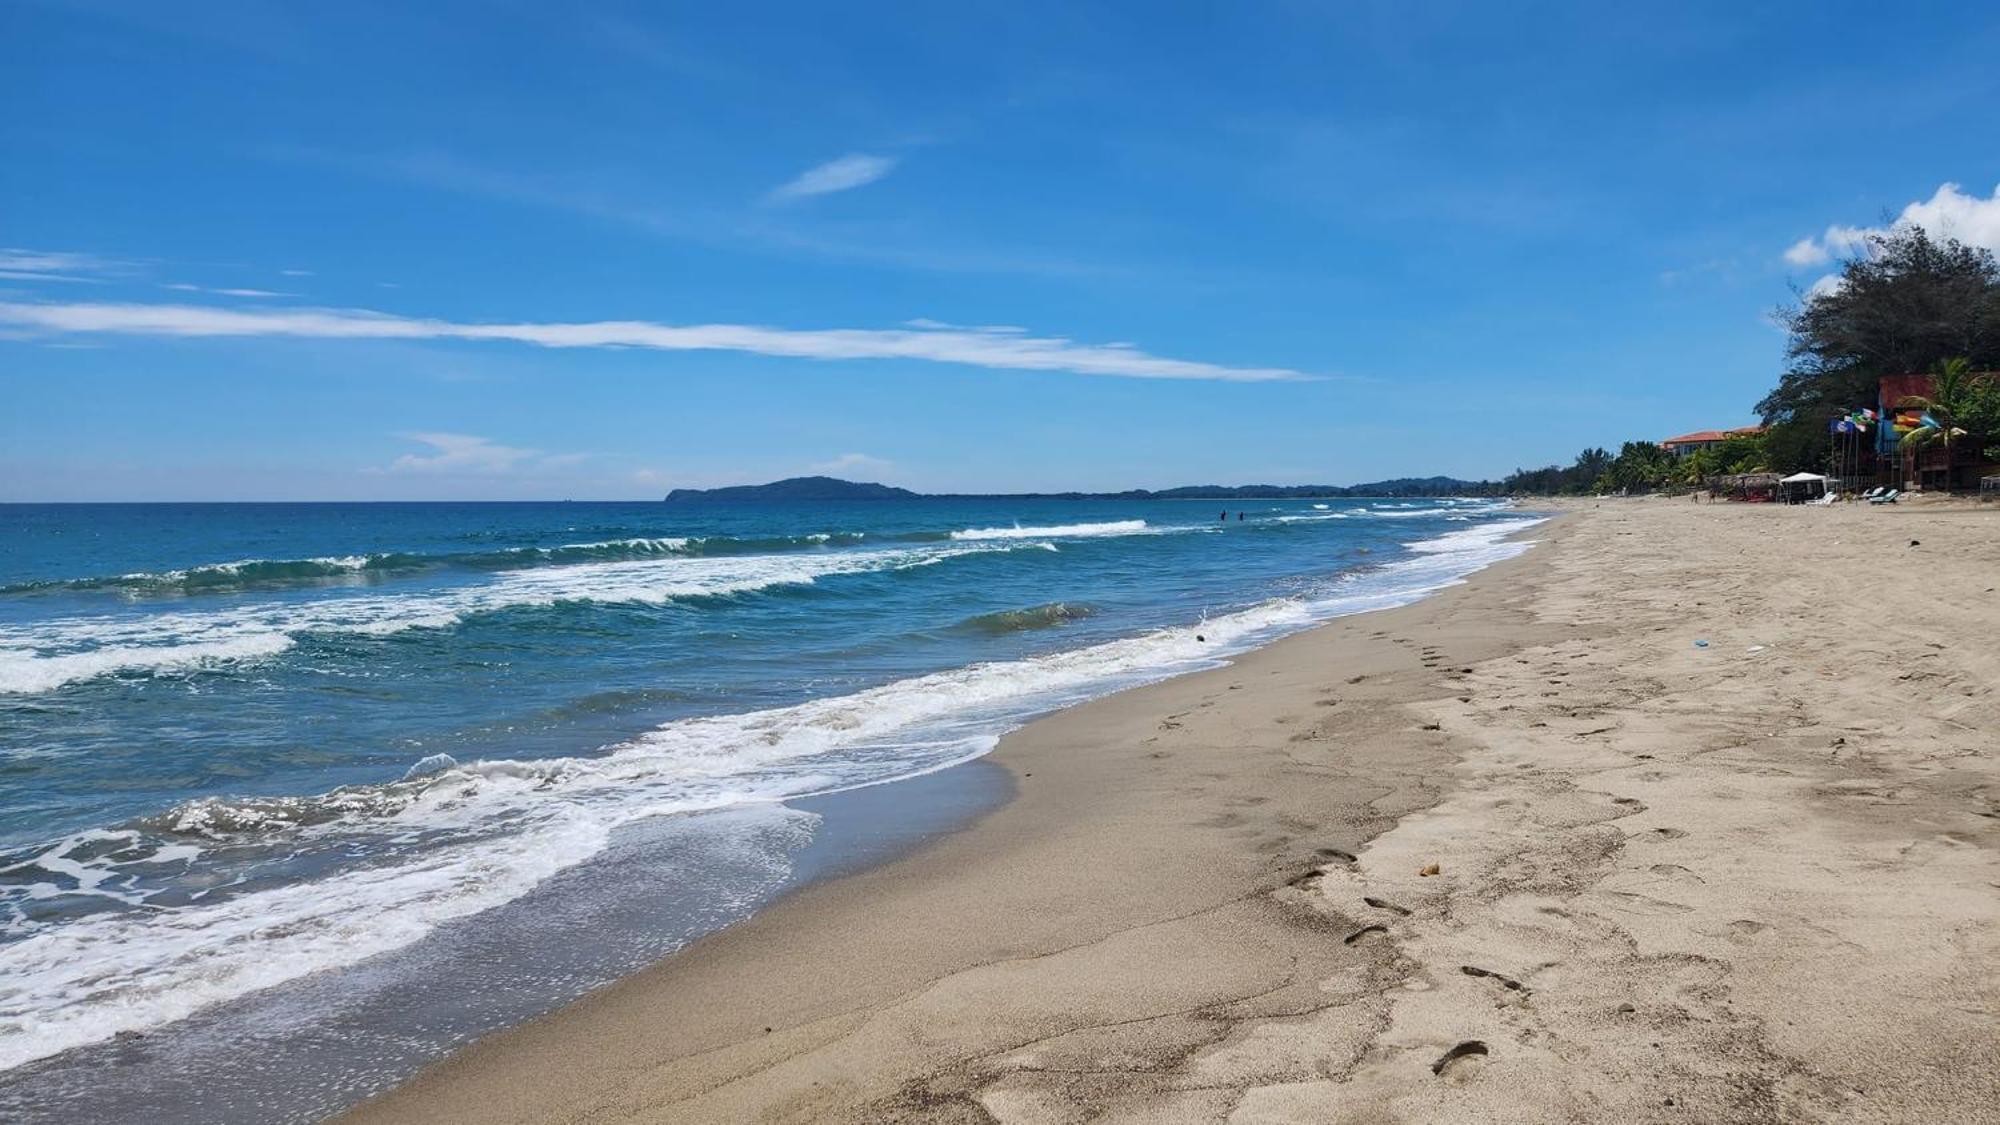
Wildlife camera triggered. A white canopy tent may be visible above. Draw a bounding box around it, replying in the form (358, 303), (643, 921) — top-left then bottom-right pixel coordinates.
(1779, 471), (1831, 503)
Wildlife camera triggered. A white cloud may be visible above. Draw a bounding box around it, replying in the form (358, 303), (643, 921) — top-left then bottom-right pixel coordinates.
(1897, 183), (2000, 249)
(388, 432), (542, 474)
(1805, 274), (1845, 300)
(279, 269), (314, 277)
(0, 300), (1312, 383)
(768, 154), (897, 202)
(808, 452), (894, 477)
(1781, 238), (1828, 268)
(1783, 183), (2000, 266)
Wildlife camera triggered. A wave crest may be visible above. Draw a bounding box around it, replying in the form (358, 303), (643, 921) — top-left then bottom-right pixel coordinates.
(954, 602), (1096, 635)
(949, 520), (1147, 541)
(2, 533), (883, 598)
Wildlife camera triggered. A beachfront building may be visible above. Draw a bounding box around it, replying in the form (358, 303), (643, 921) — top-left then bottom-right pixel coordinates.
(1661, 426), (1765, 459)
(1875, 371), (1997, 492)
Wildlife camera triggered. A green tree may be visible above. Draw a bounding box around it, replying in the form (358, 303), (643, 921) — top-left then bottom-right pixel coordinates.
(1713, 432), (1768, 474)
(1569, 447), (1613, 492)
(1674, 446), (1717, 487)
(1966, 376), (2000, 461)
(1597, 441), (1675, 493)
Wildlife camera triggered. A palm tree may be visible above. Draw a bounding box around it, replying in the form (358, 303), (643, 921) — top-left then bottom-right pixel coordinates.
(1896, 357), (1975, 489)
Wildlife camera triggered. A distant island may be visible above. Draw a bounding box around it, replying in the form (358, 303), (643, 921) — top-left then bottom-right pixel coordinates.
(664, 475), (1495, 503)
(663, 476), (921, 503)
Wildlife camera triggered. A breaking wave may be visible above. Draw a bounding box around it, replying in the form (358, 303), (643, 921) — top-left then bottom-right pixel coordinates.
(1, 534), (876, 597)
(0, 543), (1019, 695)
(953, 602), (1097, 635)
(950, 520), (1150, 541)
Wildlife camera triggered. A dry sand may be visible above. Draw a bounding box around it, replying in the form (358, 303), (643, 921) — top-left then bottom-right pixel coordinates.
(344, 500), (2000, 1124)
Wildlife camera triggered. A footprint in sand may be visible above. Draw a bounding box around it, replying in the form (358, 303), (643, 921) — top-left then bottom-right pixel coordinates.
(1460, 965), (1529, 995)
(1600, 890), (1694, 916)
(1728, 919), (1772, 937)
(1647, 827), (1689, 840)
(1648, 863), (1705, 884)
(1343, 924), (1390, 945)
(1363, 896), (1412, 916)
(1317, 847), (1358, 863)
(1431, 1040), (1489, 1076)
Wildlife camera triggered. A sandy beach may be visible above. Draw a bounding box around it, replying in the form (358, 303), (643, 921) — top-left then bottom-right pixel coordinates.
(343, 500), (2000, 1124)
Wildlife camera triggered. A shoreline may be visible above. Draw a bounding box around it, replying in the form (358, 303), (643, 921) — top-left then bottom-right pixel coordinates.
(341, 519), (1564, 1122)
(343, 499), (2000, 1123)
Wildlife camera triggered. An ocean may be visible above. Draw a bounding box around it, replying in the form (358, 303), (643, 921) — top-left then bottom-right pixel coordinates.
(0, 497), (1542, 1122)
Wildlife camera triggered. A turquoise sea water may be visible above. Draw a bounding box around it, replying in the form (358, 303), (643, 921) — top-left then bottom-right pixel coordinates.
(0, 497), (1541, 1119)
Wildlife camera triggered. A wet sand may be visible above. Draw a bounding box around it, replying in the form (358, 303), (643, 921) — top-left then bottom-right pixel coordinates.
(344, 501), (1999, 1123)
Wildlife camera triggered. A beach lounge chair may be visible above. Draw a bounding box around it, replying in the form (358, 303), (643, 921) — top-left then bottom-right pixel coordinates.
(1860, 486), (1885, 500)
(1868, 488), (1900, 505)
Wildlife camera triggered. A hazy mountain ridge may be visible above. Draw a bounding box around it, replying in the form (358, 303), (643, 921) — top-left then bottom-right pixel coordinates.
(664, 476), (1496, 502)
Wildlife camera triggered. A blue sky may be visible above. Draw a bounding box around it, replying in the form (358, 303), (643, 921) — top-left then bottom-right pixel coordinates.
(4, 0), (1999, 500)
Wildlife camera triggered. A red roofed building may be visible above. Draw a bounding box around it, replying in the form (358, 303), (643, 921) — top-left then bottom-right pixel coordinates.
(1661, 426), (1765, 458)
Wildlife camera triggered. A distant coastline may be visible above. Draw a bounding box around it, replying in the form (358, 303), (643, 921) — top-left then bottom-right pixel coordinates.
(662, 474), (1497, 503)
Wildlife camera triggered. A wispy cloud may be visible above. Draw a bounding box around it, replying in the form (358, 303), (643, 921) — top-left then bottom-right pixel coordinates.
(903, 317), (1028, 333)
(1784, 182), (2000, 267)
(0, 248), (134, 284)
(767, 154), (898, 202)
(388, 432), (544, 474)
(1, 248), (302, 295)
(0, 300), (1313, 382)
(162, 283), (296, 298)
(808, 452), (895, 477)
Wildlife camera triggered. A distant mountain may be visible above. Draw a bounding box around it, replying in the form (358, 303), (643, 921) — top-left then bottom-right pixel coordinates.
(665, 476), (1497, 502)
(1110, 478), (1493, 500)
(1341, 476), (1495, 497)
(663, 476), (921, 503)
